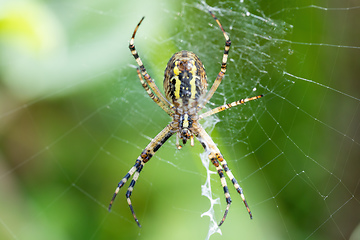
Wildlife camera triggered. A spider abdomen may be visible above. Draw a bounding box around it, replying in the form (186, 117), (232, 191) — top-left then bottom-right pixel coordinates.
(164, 50), (207, 108)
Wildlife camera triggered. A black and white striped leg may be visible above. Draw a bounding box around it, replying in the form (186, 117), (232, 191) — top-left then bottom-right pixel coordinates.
(108, 159), (141, 211)
(196, 125), (252, 226)
(108, 124), (174, 227)
(136, 68), (173, 116)
(108, 157), (144, 227)
(198, 11), (231, 110)
(129, 17), (173, 111)
(216, 153), (252, 220)
(208, 152), (232, 226)
(125, 162), (144, 227)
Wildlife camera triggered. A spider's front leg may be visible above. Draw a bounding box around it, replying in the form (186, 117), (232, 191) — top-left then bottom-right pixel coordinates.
(196, 125), (252, 226)
(108, 124), (174, 227)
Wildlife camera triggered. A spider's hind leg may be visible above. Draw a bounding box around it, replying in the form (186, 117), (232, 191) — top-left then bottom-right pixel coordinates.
(108, 124), (174, 227)
(125, 161), (144, 227)
(208, 151), (232, 226)
(108, 158), (143, 227)
(196, 125), (252, 226)
(108, 159), (141, 212)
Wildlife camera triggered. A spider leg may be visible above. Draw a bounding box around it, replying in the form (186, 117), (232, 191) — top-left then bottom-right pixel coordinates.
(126, 161), (144, 227)
(209, 151), (232, 226)
(199, 94), (263, 120)
(108, 124), (175, 227)
(199, 11), (231, 109)
(136, 69), (173, 116)
(196, 125), (252, 226)
(130, 17), (174, 112)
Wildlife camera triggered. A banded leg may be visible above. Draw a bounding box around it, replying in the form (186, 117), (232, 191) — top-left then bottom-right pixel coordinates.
(108, 124), (175, 227)
(199, 11), (231, 109)
(209, 151), (232, 226)
(136, 69), (173, 116)
(196, 125), (252, 226)
(199, 94), (263, 120)
(129, 17), (174, 111)
(125, 161), (144, 227)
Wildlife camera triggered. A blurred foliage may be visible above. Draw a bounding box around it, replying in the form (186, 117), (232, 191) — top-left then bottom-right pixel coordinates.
(0, 0), (359, 240)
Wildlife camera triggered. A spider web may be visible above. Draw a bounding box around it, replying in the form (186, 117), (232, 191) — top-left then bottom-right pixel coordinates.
(0, 0), (360, 239)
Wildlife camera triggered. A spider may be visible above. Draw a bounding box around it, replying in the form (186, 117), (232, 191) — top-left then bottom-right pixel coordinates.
(108, 11), (263, 227)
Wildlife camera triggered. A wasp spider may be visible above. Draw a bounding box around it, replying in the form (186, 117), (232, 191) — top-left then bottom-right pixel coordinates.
(108, 11), (263, 227)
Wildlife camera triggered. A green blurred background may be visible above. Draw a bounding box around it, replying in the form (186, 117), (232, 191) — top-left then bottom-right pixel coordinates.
(0, 0), (359, 239)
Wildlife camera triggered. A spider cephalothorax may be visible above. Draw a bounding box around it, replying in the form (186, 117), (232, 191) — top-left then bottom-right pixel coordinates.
(108, 11), (263, 228)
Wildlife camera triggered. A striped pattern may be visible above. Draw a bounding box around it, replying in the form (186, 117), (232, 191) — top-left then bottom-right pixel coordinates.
(197, 125), (253, 226)
(164, 51), (207, 108)
(109, 10), (262, 228)
(129, 17), (174, 115)
(199, 94), (264, 120)
(136, 69), (173, 116)
(108, 124), (174, 227)
(198, 11), (232, 110)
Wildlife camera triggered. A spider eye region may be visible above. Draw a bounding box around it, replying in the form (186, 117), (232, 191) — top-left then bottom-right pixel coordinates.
(178, 113), (193, 145)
